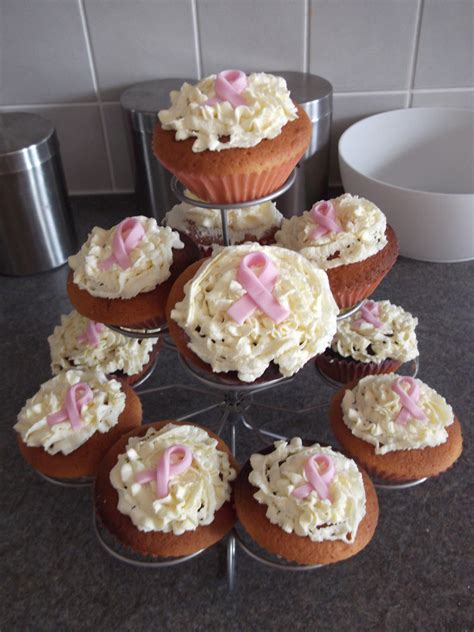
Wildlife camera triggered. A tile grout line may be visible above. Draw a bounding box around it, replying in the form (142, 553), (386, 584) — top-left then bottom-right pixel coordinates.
(406, 0), (424, 108)
(191, 0), (203, 79)
(77, 0), (116, 190)
(303, 0), (310, 73)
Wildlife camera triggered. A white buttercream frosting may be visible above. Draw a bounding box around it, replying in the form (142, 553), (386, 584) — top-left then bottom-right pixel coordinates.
(249, 438), (366, 543)
(109, 423), (236, 535)
(68, 216), (184, 299)
(14, 370), (125, 456)
(158, 72), (298, 152)
(165, 197), (283, 245)
(171, 244), (338, 382)
(49, 310), (158, 377)
(332, 300), (418, 364)
(342, 374), (454, 455)
(275, 194), (387, 270)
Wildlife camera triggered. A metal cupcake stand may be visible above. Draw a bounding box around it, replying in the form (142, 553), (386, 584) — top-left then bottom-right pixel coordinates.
(90, 169), (424, 589)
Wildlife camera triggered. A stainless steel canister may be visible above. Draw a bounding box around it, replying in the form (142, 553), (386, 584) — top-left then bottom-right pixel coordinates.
(121, 79), (195, 222)
(271, 71), (333, 217)
(0, 112), (76, 275)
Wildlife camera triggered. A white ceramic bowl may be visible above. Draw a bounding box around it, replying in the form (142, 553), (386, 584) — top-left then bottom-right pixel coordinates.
(339, 107), (474, 262)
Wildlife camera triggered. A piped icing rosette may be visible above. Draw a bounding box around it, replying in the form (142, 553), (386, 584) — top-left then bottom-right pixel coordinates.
(68, 216), (184, 299)
(49, 310), (158, 377)
(275, 194), (387, 270)
(249, 438), (366, 543)
(332, 300), (418, 364)
(165, 197), (283, 246)
(109, 423), (236, 535)
(170, 244), (338, 382)
(342, 374), (455, 455)
(14, 370), (125, 456)
(158, 71), (298, 152)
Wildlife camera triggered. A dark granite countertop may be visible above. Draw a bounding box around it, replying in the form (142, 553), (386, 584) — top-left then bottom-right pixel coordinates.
(1, 195), (473, 631)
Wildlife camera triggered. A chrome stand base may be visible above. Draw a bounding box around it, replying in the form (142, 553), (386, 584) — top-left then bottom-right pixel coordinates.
(35, 470), (94, 488)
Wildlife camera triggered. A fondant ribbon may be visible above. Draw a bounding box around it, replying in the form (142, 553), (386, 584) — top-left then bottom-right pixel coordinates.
(391, 377), (427, 425)
(77, 320), (105, 347)
(205, 69), (248, 108)
(99, 218), (145, 271)
(46, 383), (93, 430)
(227, 252), (290, 325)
(292, 454), (335, 501)
(309, 201), (343, 240)
(352, 300), (383, 329)
(136, 444), (193, 499)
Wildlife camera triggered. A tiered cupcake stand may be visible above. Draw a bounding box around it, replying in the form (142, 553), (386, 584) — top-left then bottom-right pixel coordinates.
(84, 169), (424, 590)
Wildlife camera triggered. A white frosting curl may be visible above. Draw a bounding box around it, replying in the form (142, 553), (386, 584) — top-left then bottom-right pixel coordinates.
(171, 244), (338, 382)
(333, 300), (418, 364)
(275, 194), (387, 270)
(158, 72), (298, 152)
(49, 310), (158, 377)
(249, 438), (366, 543)
(165, 197), (282, 245)
(109, 423), (236, 535)
(14, 370), (125, 455)
(68, 216), (184, 299)
(342, 374), (454, 454)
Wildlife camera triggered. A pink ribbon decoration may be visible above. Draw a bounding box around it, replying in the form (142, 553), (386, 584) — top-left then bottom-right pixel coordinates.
(227, 252), (290, 325)
(99, 218), (145, 271)
(309, 201), (343, 240)
(136, 444), (193, 499)
(391, 377), (427, 425)
(77, 320), (105, 347)
(46, 383), (93, 431)
(352, 300), (383, 329)
(204, 69), (248, 108)
(292, 454), (335, 501)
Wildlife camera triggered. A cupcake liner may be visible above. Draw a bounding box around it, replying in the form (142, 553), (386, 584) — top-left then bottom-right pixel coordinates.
(315, 352), (401, 384)
(331, 277), (383, 311)
(170, 158), (300, 205)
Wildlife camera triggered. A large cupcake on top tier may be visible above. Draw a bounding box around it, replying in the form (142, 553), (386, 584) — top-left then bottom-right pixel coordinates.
(67, 216), (198, 328)
(154, 71), (312, 203)
(275, 194), (399, 308)
(166, 244), (338, 384)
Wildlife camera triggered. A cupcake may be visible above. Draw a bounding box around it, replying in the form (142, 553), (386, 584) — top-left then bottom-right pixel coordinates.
(95, 421), (238, 557)
(14, 369), (142, 480)
(330, 374), (463, 481)
(316, 299), (419, 383)
(67, 216), (198, 328)
(48, 310), (161, 386)
(275, 194), (399, 309)
(154, 70), (312, 203)
(234, 438), (379, 565)
(164, 196), (283, 256)
(166, 244), (338, 384)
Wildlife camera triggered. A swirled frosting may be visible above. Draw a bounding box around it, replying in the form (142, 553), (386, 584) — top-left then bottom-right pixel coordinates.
(249, 438), (366, 543)
(165, 197), (283, 245)
(275, 194), (387, 270)
(332, 300), (418, 364)
(49, 310), (158, 377)
(14, 370), (125, 455)
(109, 423), (236, 535)
(171, 244), (338, 382)
(68, 216), (184, 299)
(158, 72), (298, 152)
(342, 374), (454, 454)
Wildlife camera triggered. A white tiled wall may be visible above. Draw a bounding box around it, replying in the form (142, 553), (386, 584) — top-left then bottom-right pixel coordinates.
(1, 0), (473, 193)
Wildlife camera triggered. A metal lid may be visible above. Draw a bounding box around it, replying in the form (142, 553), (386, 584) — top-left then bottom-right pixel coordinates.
(0, 112), (58, 175)
(121, 78), (196, 134)
(270, 71), (332, 122)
